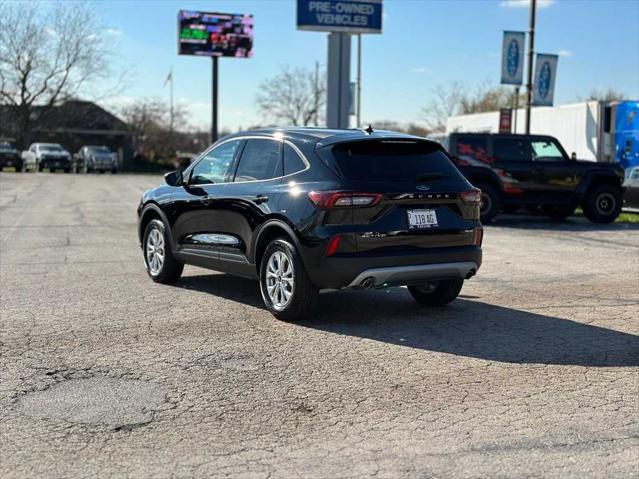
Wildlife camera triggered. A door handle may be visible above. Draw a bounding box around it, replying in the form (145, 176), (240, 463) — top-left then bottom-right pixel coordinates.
(253, 194), (268, 204)
(202, 196), (214, 205)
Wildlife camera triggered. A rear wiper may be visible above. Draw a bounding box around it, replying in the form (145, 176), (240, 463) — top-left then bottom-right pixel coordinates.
(416, 172), (447, 181)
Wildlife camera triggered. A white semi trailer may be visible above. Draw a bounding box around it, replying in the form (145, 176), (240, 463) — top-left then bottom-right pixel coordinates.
(445, 100), (639, 169)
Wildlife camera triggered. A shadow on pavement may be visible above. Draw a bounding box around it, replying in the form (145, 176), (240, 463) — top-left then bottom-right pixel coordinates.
(174, 274), (639, 368)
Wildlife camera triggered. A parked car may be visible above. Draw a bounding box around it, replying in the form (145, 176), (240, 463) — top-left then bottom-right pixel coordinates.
(0, 142), (23, 172)
(447, 133), (626, 223)
(137, 128), (483, 321)
(623, 166), (639, 211)
(22, 143), (72, 173)
(74, 145), (118, 173)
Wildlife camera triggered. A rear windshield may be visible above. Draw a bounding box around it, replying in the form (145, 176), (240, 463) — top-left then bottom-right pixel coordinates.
(319, 140), (463, 183)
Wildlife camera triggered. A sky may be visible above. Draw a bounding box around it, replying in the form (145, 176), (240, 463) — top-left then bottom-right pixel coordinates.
(95, 0), (639, 131)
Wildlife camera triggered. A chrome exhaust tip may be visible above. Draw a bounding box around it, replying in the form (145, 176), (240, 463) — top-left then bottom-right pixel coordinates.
(360, 277), (375, 289)
(465, 268), (477, 279)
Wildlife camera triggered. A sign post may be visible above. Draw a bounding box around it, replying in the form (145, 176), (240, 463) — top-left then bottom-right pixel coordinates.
(297, 0), (382, 129)
(501, 31), (525, 133)
(177, 10), (254, 143)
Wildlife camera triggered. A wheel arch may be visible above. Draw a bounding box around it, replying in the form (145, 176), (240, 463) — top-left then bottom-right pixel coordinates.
(251, 219), (304, 273)
(138, 203), (174, 249)
(577, 172), (623, 203)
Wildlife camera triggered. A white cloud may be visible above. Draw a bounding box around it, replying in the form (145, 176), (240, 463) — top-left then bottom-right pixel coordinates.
(500, 0), (555, 9)
(558, 49), (573, 57)
(411, 67), (431, 74)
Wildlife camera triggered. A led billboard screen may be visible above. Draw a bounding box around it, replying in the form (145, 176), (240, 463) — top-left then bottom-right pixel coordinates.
(178, 10), (254, 58)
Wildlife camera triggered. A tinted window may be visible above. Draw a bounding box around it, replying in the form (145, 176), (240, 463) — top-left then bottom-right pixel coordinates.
(531, 140), (565, 162)
(190, 140), (240, 185)
(283, 143), (306, 176)
(234, 139), (282, 182)
(322, 140), (465, 183)
(455, 136), (490, 163)
(493, 138), (530, 162)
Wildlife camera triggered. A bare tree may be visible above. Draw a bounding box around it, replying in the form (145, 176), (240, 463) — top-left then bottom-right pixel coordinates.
(422, 82), (525, 132)
(119, 97), (192, 161)
(586, 88), (627, 102)
(0, 1), (119, 147)
(256, 66), (326, 126)
(421, 83), (464, 132)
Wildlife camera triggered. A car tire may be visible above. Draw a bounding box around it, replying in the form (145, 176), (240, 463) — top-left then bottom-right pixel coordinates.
(111, 168), (118, 174)
(64, 167), (71, 174)
(542, 204), (575, 220)
(583, 184), (622, 224)
(259, 238), (318, 321)
(37, 162), (44, 172)
(408, 279), (464, 307)
(143, 219), (183, 283)
(477, 183), (500, 223)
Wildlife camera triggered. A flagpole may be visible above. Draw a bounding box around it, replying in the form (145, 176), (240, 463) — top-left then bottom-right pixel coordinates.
(169, 67), (174, 134)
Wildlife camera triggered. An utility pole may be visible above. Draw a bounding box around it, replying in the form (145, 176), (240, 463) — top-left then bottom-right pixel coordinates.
(169, 68), (174, 134)
(314, 61), (320, 126)
(211, 56), (219, 143)
(525, 0), (536, 134)
(513, 86), (519, 133)
(356, 34), (362, 128)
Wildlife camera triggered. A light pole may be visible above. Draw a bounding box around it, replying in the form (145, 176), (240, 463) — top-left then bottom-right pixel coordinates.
(525, 0), (537, 134)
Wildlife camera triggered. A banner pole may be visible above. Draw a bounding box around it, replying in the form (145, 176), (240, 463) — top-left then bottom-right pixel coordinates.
(513, 87), (519, 134)
(525, 0), (537, 134)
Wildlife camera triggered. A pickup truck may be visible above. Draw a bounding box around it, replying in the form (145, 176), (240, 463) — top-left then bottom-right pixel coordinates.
(446, 133), (625, 224)
(74, 145), (119, 173)
(22, 143), (72, 173)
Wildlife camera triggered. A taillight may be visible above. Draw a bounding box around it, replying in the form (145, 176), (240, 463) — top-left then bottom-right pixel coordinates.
(460, 189), (482, 205)
(325, 235), (341, 256)
(308, 191), (383, 208)
(473, 228), (483, 246)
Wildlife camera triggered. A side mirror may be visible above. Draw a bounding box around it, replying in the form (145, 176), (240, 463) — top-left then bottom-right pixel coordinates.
(570, 152), (577, 161)
(164, 170), (183, 187)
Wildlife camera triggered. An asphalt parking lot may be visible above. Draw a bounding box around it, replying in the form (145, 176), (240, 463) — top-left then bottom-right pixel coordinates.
(1, 172), (638, 478)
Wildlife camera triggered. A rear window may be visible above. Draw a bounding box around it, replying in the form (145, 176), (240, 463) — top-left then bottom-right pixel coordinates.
(320, 140), (463, 183)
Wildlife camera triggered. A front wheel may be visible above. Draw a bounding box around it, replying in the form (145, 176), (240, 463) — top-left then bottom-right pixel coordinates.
(582, 184), (622, 224)
(408, 279), (464, 306)
(259, 238), (318, 321)
(143, 219), (183, 283)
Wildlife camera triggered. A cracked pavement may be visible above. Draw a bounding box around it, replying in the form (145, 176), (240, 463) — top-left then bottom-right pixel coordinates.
(1, 172), (638, 478)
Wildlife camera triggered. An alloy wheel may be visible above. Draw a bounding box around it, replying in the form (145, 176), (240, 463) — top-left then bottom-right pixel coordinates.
(146, 227), (165, 275)
(595, 192), (616, 216)
(265, 251), (295, 311)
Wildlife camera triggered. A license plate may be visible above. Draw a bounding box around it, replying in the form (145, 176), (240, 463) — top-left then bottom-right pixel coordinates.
(407, 209), (438, 229)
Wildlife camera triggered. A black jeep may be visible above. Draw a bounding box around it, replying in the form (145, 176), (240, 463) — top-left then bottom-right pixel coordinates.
(447, 133), (625, 223)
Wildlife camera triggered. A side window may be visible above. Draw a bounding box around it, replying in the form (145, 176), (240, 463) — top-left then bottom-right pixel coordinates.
(283, 143), (306, 176)
(493, 138), (531, 162)
(455, 136), (490, 163)
(190, 140), (240, 185)
(234, 139), (282, 182)
(531, 140), (565, 162)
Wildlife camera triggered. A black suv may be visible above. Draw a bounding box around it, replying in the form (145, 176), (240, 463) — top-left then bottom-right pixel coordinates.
(138, 128), (483, 320)
(447, 133), (625, 223)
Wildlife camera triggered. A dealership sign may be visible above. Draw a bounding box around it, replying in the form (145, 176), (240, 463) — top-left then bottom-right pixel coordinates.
(178, 10), (254, 57)
(500, 31), (525, 85)
(297, 0), (383, 34)
(533, 53), (559, 106)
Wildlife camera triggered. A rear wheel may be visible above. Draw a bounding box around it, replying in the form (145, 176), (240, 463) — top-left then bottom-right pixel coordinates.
(408, 279), (464, 306)
(583, 184), (622, 224)
(143, 219), (183, 283)
(477, 183), (500, 223)
(259, 238), (318, 321)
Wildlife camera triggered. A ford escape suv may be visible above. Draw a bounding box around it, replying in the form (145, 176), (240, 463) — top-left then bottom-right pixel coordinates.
(137, 128), (483, 320)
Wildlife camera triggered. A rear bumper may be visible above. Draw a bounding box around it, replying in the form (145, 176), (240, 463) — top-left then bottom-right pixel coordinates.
(347, 261), (478, 288)
(306, 245), (482, 289)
